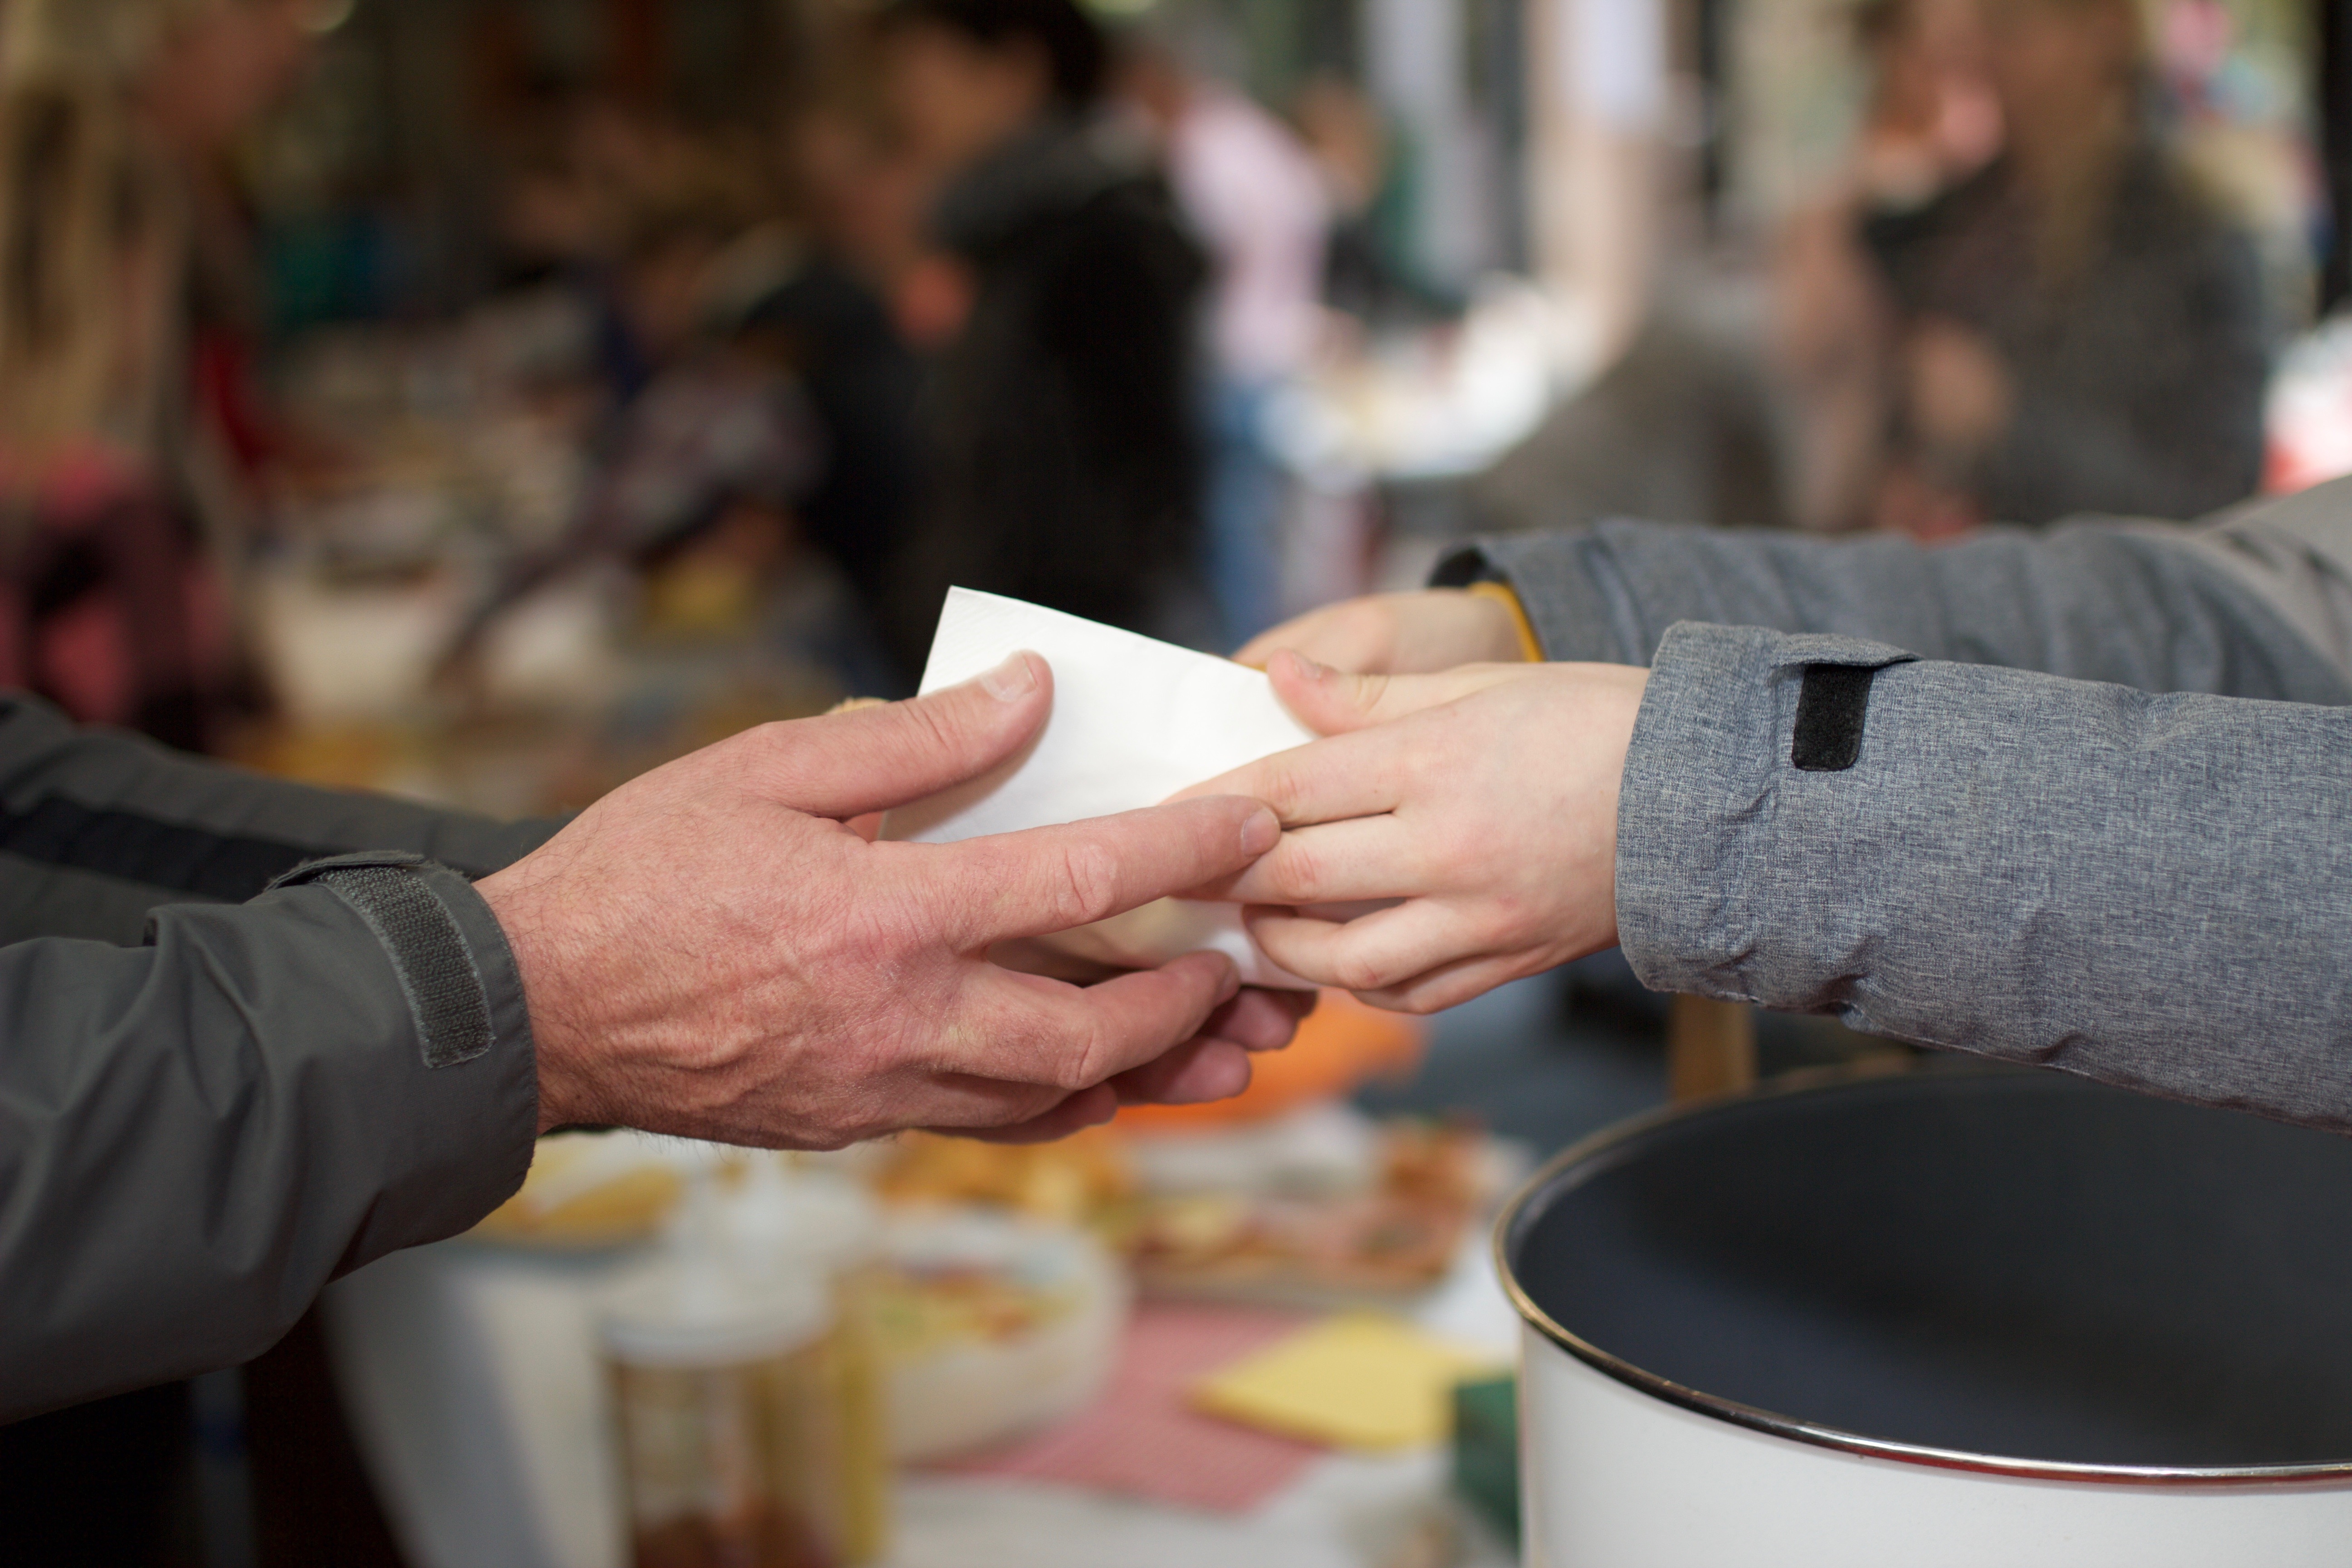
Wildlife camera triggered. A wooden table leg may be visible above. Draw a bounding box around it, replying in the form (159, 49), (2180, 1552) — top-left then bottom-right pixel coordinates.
(1667, 995), (1758, 1102)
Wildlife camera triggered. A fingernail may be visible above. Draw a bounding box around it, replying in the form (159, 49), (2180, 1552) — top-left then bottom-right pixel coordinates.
(1240, 807), (1279, 857)
(1280, 649), (1330, 682)
(980, 651), (1039, 701)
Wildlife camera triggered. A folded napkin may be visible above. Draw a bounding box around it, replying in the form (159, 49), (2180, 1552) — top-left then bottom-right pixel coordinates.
(881, 588), (1316, 987)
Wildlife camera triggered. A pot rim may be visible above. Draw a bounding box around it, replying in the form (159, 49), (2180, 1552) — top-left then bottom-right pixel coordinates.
(1493, 1060), (2352, 1488)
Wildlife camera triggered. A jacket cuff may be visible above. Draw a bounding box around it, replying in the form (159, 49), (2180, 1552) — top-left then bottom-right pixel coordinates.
(1614, 622), (1916, 1002)
(261, 854), (538, 1238)
(268, 853), (532, 1074)
(1432, 535), (1623, 663)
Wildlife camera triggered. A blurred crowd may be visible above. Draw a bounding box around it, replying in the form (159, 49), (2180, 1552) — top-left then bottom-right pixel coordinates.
(0, 0), (1435, 775)
(0, 0), (2325, 774)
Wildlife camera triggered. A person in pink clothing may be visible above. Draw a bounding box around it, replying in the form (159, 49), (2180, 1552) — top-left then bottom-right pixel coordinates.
(1128, 36), (1331, 645)
(0, 0), (320, 751)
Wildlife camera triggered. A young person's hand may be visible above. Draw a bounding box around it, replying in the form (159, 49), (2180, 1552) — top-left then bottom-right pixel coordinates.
(481, 652), (1301, 1148)
(1183, 651), (1649, 1013)
(1234, 589), (1526, 675)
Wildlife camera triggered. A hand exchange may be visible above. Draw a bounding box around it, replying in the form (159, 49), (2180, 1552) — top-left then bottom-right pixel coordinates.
(480, 652), (1305, 1149)
(1185, 652), (1650, 1014)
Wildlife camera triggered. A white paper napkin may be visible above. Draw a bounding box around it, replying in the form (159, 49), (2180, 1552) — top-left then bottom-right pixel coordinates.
(881, 588), (1316, 988)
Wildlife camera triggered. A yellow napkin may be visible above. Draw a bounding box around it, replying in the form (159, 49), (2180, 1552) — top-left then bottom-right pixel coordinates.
(1191, 1313), (1504, 1450)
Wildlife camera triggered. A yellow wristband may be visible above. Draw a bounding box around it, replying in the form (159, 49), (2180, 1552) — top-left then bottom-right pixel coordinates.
(1466, 580), (1543, 662)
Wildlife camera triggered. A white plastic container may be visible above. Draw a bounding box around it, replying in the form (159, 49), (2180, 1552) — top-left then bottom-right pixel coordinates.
(1497, 1066), (2352, 1566)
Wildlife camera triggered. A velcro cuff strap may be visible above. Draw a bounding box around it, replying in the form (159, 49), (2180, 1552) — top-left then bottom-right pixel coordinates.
(268, 854), (493, 1068)
(1792, 663), (1878, 772)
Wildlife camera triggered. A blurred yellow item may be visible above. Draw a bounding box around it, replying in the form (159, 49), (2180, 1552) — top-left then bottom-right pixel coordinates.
(874, 1126), (1132, 1225)
(1191, 1312), (1502, 1451)
(827, 696), (889, 715)
(1118, 990), (1425, 1130)
(1466, 580), (1544, 662)
(227, 720), (417, 793)
(470, 1134), (689, 1247)
(638, 555), (763, 639)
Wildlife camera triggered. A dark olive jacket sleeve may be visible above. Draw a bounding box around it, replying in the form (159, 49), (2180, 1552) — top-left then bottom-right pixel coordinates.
(0, 694), (560, 1419)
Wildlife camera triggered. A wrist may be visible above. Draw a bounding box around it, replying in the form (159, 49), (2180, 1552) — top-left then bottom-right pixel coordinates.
(476, 859), (599, 1133)
(1463, 581), (1543, 662)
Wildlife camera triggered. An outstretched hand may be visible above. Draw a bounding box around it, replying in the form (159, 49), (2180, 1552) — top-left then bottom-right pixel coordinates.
(480, 652), (1305, 1148)
(1183, 651), (1649, 1013)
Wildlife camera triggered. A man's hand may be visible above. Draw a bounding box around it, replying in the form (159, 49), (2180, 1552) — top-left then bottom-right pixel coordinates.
(1183, 652), (1649, 1014)
(1233, 589), (1524, 676)
(480, 652), (1294, 1147)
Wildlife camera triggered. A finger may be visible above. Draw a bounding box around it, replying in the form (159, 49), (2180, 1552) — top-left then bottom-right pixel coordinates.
(951, 951), (1240, 1092)
(1357, 950), (1556, 1015)
(932, 1084), (1120, 1145)
(928, 797), (1279, 950)
(1176, 724), (1406, 828)
(1109, 1037), (1254, 1105)
(1219, 816), (1427, 905)
(1198, 986), (1313, 1052)
(1265, 651), (1529, 737)
(758, 651), (1052, 819)
(1244, 899), (1494, 996)
(1233, 601), (1394, 673)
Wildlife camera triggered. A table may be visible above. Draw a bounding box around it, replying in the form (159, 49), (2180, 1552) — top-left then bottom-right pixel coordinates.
(323, 1213), (1523, 1568)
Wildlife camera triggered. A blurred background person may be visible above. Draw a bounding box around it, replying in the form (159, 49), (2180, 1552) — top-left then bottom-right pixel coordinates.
(0, 0), (320, 755)
(871, 0), (1211, 672)
(1771, 0), (2003, 532)
(448, 98), (920, 699)
(1126, 26), (1329, 647)
(1867, 0), (2269, 534)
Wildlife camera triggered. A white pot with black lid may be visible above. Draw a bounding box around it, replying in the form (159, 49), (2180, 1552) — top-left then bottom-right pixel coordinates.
(1495, 1062), (2352, 1566)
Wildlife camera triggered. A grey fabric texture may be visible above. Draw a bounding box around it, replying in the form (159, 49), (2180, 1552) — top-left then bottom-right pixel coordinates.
(1617, 622), (2352, 1133)
(1449, 475), (2352, 703)
(0, 694), (553, 1419)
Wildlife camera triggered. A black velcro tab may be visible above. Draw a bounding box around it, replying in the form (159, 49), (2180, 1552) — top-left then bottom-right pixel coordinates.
(1791, 664), (1877, 772)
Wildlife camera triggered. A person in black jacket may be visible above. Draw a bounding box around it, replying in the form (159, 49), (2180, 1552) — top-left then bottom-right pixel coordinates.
(874, 0), (1215, 670)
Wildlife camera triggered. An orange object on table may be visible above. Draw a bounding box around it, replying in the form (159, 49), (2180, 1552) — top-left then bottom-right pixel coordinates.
(1118, 991), (1426, 1130)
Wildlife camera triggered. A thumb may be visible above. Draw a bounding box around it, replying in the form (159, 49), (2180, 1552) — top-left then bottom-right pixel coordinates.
(758, 651), (1053, 819)
(1266, 650), (1524, 736)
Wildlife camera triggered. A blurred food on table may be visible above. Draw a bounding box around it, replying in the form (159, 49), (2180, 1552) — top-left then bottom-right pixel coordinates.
(1190, 1311), (1504, 1450)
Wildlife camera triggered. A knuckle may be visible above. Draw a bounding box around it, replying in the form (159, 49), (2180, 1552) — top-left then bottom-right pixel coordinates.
(1269, 839), (1326, 902)
(891, 692), (967, 768)
(1329, 949), (1394, 994)
(1053, 838), (1124, 928)
(1250, 758), (1308, 822)
(1051, 1018), (1110, 1091)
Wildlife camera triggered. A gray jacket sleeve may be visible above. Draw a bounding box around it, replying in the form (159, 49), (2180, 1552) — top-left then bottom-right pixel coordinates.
(1441, 475), (2352, 704)
(1618, 622), (2352, 1133)
(0, 695), (561, 1419)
